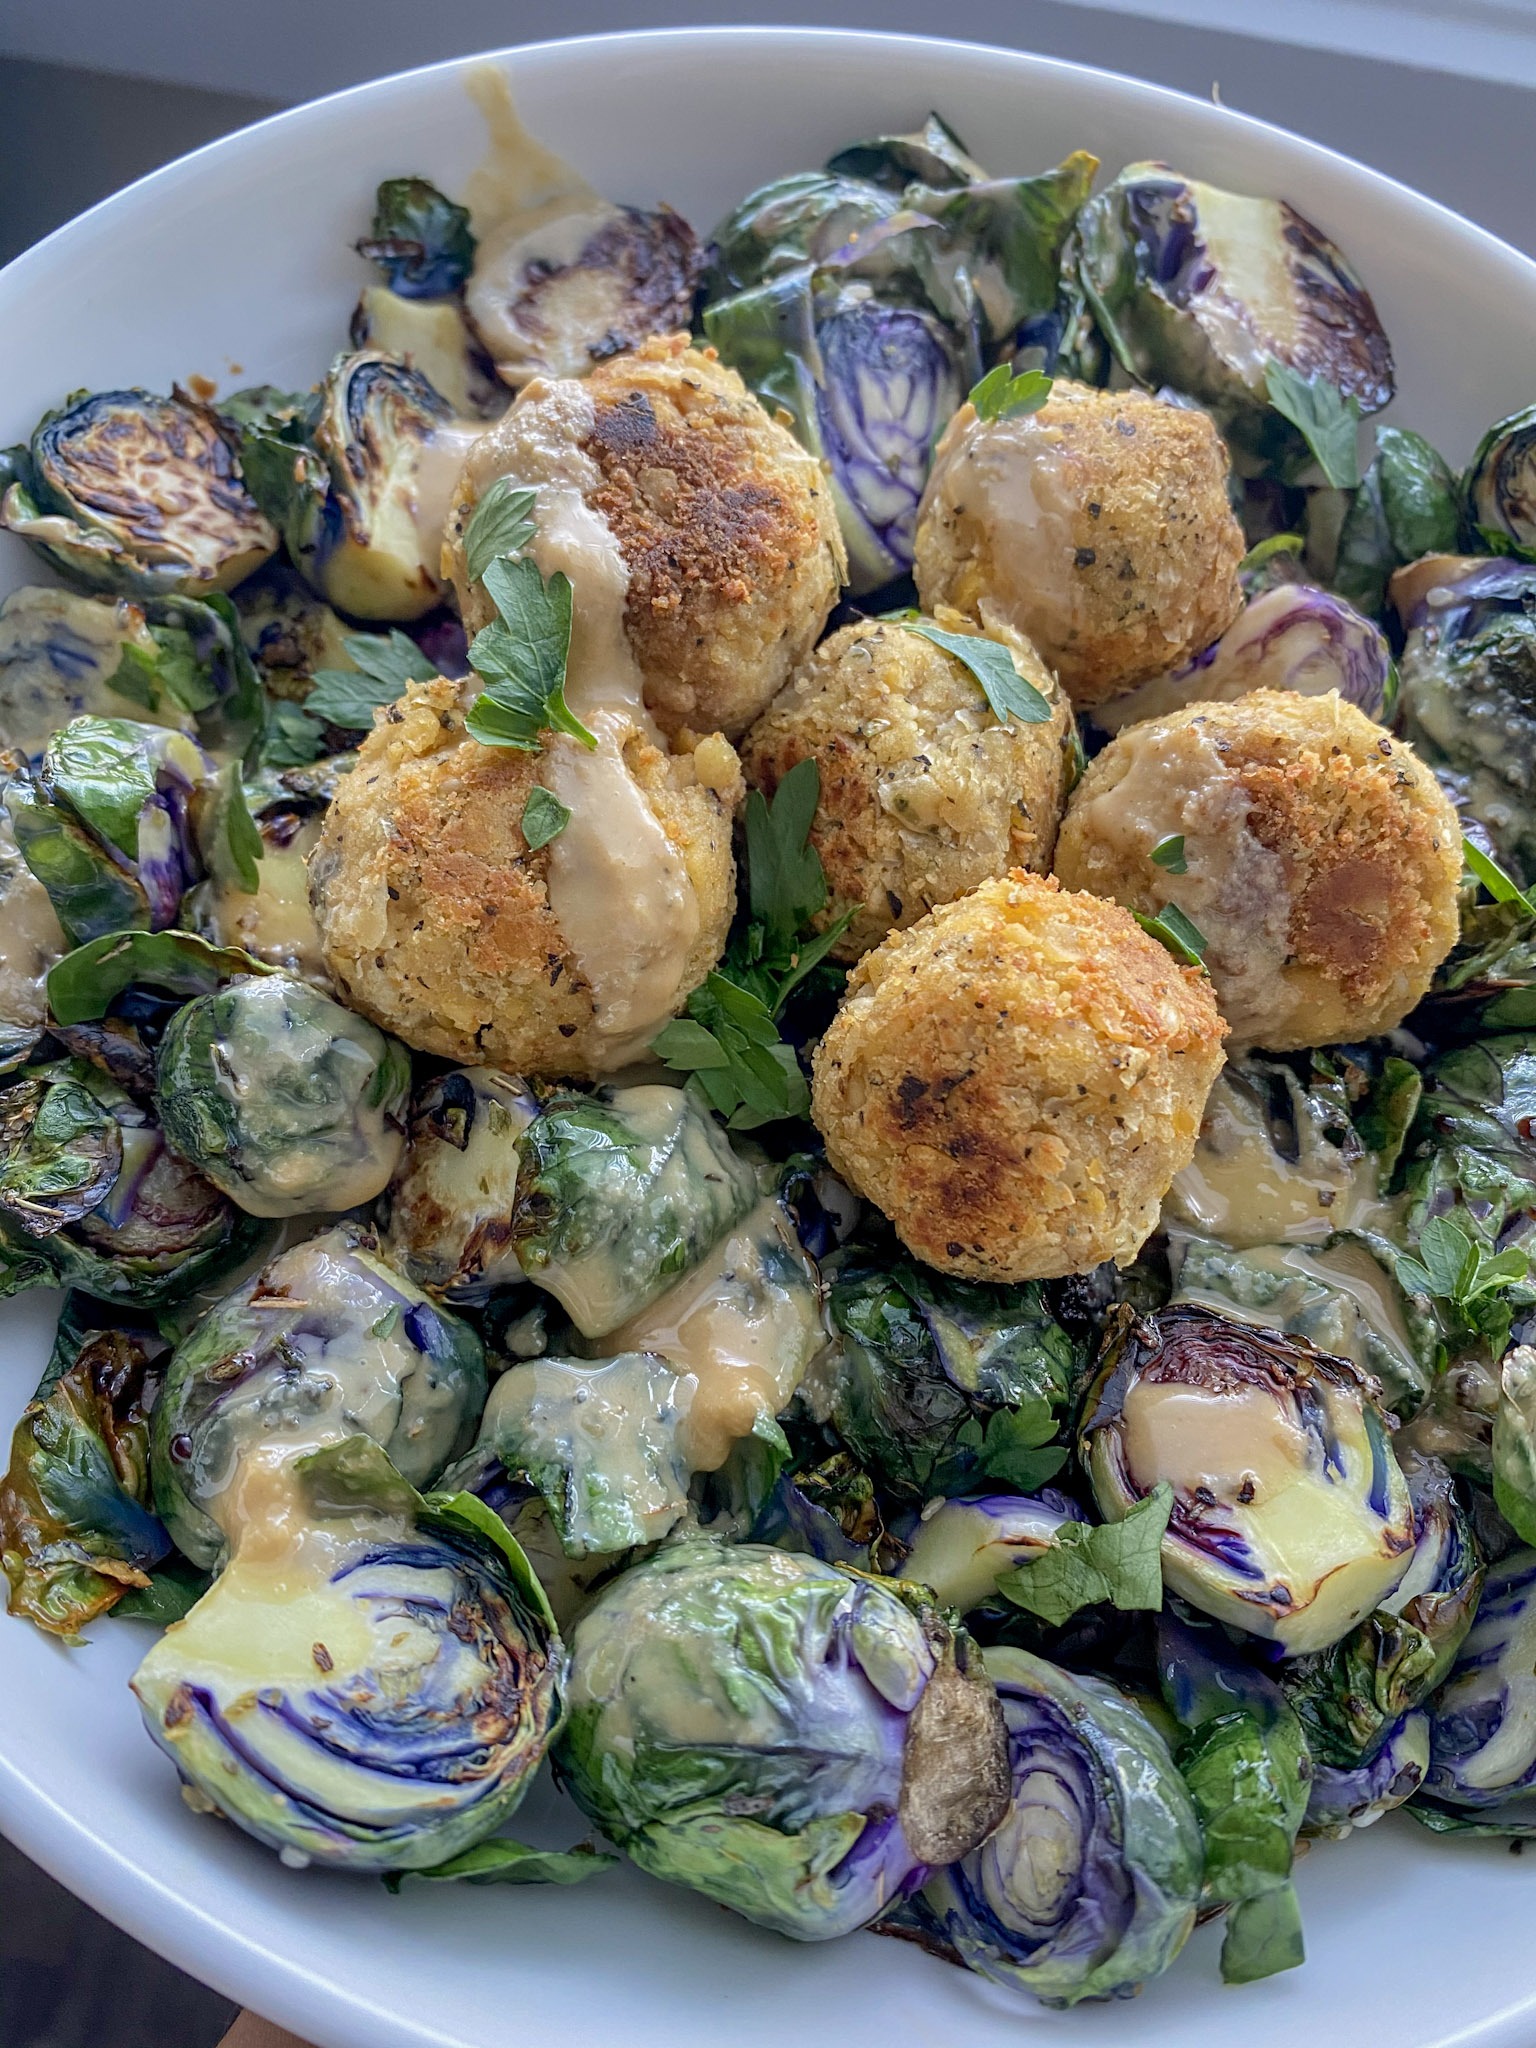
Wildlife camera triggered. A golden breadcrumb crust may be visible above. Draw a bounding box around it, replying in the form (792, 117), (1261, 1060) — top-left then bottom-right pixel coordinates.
(1053, 687), (1463, 1051)
(811, 870), (1227, 1279)
(741, 613), (1073, 962)
(913, 381), (1245, 708)
(308, 676), (739, 1075)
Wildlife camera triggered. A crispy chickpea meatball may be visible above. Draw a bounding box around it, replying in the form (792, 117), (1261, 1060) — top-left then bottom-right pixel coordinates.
(1052, 688), (1462, 1053)
(811, 871), (1227, 1280)
(447, 336), (846, 742)
(308, 675), (741, 1076)
(741, 612), (1074, 962)
(913, 381), (1244, 708)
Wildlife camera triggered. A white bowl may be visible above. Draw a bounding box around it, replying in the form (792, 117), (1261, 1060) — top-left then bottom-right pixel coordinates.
(2, 29), (1534, 2048)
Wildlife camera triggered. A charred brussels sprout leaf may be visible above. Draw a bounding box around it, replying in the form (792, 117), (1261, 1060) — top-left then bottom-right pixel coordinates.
(0, 1065), (122, 1237)
(0, 1294), (173, 1639)
(827, 112), (989, 192)
(154, 974), (411, 1218)
(1466, 404), (1536, 561)
(47, 928), (278, 1026)
(557, 1541), (1009, 1940)
(825, 1252), (1079, 1500)
(0, 389), (276, 598)
(1334, 427), (1461, 617)
(357, 176), (476, 298)
(918, 1646), (1202, 2006)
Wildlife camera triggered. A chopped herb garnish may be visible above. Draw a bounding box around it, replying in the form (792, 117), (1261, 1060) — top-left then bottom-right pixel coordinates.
(880, 612), (1053, 725)
(521, 785), (571, 850)
(306, 630), (436, 728)
(463, 478), (537, 585)
(459, 493), (596, 755)
(1264, 361), (1363, 490)
(1150, 834), (1187, 874)
(1463, 837), (1536, 916)
(969, 364), (1054, 422)
(1134, 903), (1208, 967)
(995, 1483), (1173, 1629)
(1394, 1213), (1529, 1315)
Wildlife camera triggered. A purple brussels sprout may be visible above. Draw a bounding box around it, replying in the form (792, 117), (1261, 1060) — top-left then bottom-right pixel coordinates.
(902, 1491), (1083, 1612)
(557, 1541), (1009, 1939)
(1465, 404), (1536, 561)
(1422, 1545), (1536, 1827)
(1305, 1708), (1430, 1837)
(1093, 582), (1395, 733)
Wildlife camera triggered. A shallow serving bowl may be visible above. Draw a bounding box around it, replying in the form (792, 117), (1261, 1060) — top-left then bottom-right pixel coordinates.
(2, 27), (1535, 2048)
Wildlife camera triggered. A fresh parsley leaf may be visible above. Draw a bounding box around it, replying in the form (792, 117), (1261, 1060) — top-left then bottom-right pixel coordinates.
(970, 1399), (1068, 1494)
(222, 763), (263, 894)
(883, 616), (1054, 726)
(1133, 904), (1208, 966)
(659, 972), (812, 1130)
(745, 759), (829, 942)
(466, 559), (595, 753)
(995, 1483), (1173, 1629)
(521, 785), (571, 851)
(1264, 361), (1363, 490)
(1150, 834), (1187, 874)
(258, 700), (326, 767)
(463, 478), (538, 585)
(1463, 836), (1536, 916)
(306, 630), (436, 728)
(1395, 1213), (1529, 1309)
(969, 364), (1054, 422)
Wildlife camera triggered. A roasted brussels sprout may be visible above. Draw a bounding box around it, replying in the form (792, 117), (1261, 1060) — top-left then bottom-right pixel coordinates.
(1082, 1307), (1415, 1655)
(1092, 582), (1395, 734)
(466, 203), (701, 388)
(510, 1084), (758, 1339)
(0, 755), (65, 1047)
(1465, 405), (1536, 561)
(0, 389), (276, 598)
(0, 1059), (263, 1307)
(132, 1438), (563, 1872)
(558, 1540), (1009, 1939)
(234, 562), (360, 701)
(6, 717), (211, 944)
(356, 176), (476, 299)
(150, 1223), (486, 1569)
(1280, 1454), (1482, 1765)
(900, 1492), (1081, 1612)
(1070, 165), (1394, 437)
(349, 288), (505, 420)
(183, 766), (331, 979)
(230, 351), (480, 622)
(1401, 1033), (1536, 1279)
(919, 1647), (1202, 2006)
(382, 1066), (540, 1301)
(1421, 1545), (1536, 1828)
(154, 974), (410, 1218)
(825, 1251), (1080, 1501)
(1334, 427), (1461, 616)
(1305, 1708), (1429, 1838)
(0, 588), (202, 758)
(1396, 559), (1536, 882)
(0, 1293), (178, 1639)
(704, 171), (903, 299)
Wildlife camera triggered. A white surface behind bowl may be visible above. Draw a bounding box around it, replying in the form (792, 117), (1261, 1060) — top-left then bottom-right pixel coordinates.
(1, 29), (1534, 2048)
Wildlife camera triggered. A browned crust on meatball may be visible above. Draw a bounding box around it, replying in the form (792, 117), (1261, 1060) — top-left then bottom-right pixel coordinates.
(811, 871), (1227, 1280)
(580, 336), (846, 739)
(308, 675), (738, 1073)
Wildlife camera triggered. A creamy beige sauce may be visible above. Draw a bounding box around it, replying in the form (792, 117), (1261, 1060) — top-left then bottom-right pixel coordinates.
(0, 803), (64, 1029)
(1166, 1066), (1380, 1248)
(1122, 1377), (1307, 1503)
(461, 382), (701, 1067)
(407, 419), (493, 582)
(195, 815), (327, 981)
(926, 419), (1084, 660)
(599, 1197), (824, 1472)
(462, 65), (604, 239)
(351, 289), (504, 420)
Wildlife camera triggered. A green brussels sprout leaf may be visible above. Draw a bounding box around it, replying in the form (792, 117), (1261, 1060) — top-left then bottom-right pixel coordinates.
(968, 364), (1053, 422)
(0, 1067), (122, 1236)
(1150, 834), (1187, 873)
(305, 629), (437, 728)
(47, 928), (278, 1025)
(521, 784), (571, 851)
(995, 1482), (1172, 1629)
(110, 1556), (211, 1626)
(357, 177), (477, 300)
(1264, 361), (1363, 489)
(382, 1837), (617, 1892)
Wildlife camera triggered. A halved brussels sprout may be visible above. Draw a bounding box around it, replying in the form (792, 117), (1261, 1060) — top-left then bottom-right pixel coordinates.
(231, 351), (479, 622)
(1082, 1306), (1415, 1655)
(349, 288), (506, 420)
(0, 389), (277, 598)
(704, 171), (903, 299)
(0, 588), (201, 759)
(0, 756), (65, 1046)
(1305, 1708), (1429, 1838)
(154, 974), (410, 1218)
(1071, 165), (1394, 430)
(1092, 582), (1395, 734)
(826, 112), (989, 192)
(1280, 1453), (1482, 1765)
(149, 1222), (487, 1570)
(752, 1448), (895, 1571)
(558, 1540), (1009, 1939)
(825, 1251), (1079, 1501)
(1465, 405), (1536, 561)
(465, 203), (700, 388)
(511, 1083), (759, 1339)
(0, 1058), (264, 1308)
(1334, 427), (1461, 617)
(183, 767), (331, 980)
(132, 1438), (563, 1873)
(356, 176), (476, 299)
(0, 1292), (175, 1639)
(1401, 1034), (1536, 1280)
(1421, 1545), (1536, 1827)
(447, 1350), (695, 1558)
(1396, 560), (1536, 882)
(234, 562), (360, 703)
(919, 1646), (1202, 2007)
(901, 1492), (1082, 1613)
(381, 1066), (540, 1302)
